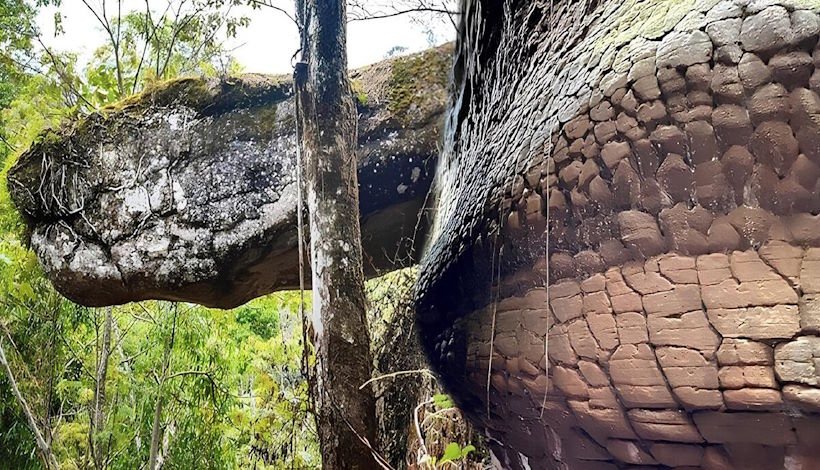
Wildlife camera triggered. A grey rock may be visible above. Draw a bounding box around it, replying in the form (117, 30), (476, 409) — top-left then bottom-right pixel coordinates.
(706, 18), (742, 46)
(8, 47), (451, 308)
(740, 6), (792, 51)
(657, 30), (713, 68)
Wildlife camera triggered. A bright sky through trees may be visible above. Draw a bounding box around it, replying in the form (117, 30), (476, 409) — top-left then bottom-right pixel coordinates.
(36, 0), (455, 74)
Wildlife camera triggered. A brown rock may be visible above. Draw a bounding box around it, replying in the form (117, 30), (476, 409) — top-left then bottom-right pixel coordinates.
(548, 324), (579, 365)
(712, 105), (753, 146)
(723, 388), (783, 411)
(587, 313), (619, 350)
(707, 220), (742, 253)
(729, 250), (781, 282)
(568, 319), (599, 359)
(738, 52), (772, 90)
(622, 262), (673, 294)
(686, 63), (713, 91)
(749, 121), (799, 176)
(706, 305), (800, 339)
(674, 387), (724, 409)
(642, 285), (702, 317)
(648, 312), (720, 354)
(695, 161), (734, 211)
(606, 439), (657, 465)
(593, 120), (617, 144)
(636, 100), (667, 124)
(685, 120), (718, 165)
(632, 139), (659, 177)
(759, 240), (803, 281)
(552, 366), (590, 398)
(565, 115), (592, 140)
(721, 145), (754, 191)
(650, 443), (704, 467)
(568, 400), (636, 443)
(717, 339), (774, 366)
(590, 100), (615, 121)
(788, 154), (820, 190)
(800, 294), (820, 333)
(609, 343), (677, 408)
(650, 125), (687, 156)
(783, 384), (820, 411)
(711, 64), (743, 104)
(615, 312), (649, 344)
(749, 83), (791, 125)
(725, 206), (776, 248)
(550, 252), (578, 279)
(612, 160), (641, 208)
(633, 75), (661, 101)
(693, 412), (796, 445)
(600, 141), (630, 169)
(769, 51), (813, 89)
(627, 409), (704, 443)
(718, 365), (777, 388)
(656, 346), (720, 389)
(617, 210), (666, 257)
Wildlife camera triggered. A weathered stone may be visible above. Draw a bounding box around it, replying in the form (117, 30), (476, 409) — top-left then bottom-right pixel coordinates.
(650, 442), (704, 467)
(617, 211), (666, 257)
(724, 388), (783, 411)
(649, 312), (720, 354)
(657, 30), (713, 68)
(606, 439), (656, 465)
(717, 339), (774, 366)
(774, 336), (820, 385)
(610, 344), (677, 408)
(693, 411), (796, 445)
(627, 409), (703, 443)
(718, 365), (777, 389)
(9, 53), (449, 308)
(706, 305), (800, 340)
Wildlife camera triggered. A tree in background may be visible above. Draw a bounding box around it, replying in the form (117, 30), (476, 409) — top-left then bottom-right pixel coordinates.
(293, 0), (380, 466)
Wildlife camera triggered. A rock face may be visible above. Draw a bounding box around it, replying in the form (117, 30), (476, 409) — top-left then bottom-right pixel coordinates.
(417, 0), (820, 468)
(7, 46), (450, 308)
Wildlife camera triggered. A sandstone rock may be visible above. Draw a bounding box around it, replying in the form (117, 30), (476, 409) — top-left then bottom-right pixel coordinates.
(693, 411), (796, 445)
(800, 294), (820, 333)
(610, 344), (677, 408)
(657, 30), (713, 68)
(739, 6), (792, 52)
(627, 409), (704, 443)
(717, 339), (774, 366)
(649, 312), (720, 354)
(615, 312), (649, 345)
(738, 52), (772, 90)
(706, 305), (800, 340)
(606, 439), (657, 465)
(723, 388), (782, 411)
(650, 442), (704, 467)
(783, 384), (820, 411)
(617, 210), (666, 257)
(774, 336), (820, 385)
(718, 365), (777, 389)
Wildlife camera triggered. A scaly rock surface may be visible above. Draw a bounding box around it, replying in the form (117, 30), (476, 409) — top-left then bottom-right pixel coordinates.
(7, 46), (451, 308)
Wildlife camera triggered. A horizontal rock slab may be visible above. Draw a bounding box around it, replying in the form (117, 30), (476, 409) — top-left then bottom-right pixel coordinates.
(7, 46), (452, 308)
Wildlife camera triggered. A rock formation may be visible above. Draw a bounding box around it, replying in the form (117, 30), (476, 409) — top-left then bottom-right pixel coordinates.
(416, 0), (820, 468)
(9, 0), (820, 468)
(7, 46), (450, 308)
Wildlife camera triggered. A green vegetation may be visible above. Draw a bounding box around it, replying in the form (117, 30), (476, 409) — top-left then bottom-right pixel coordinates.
(387, 46), (450, 119)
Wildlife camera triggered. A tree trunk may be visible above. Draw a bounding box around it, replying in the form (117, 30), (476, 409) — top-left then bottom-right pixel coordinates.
(0, 336), (60, 469)
(91, 308), (112, 470)
(293, 0), (378, 467)
(148, 305), (177, 470)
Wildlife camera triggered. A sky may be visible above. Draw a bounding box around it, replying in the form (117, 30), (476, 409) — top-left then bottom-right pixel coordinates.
(35, 0), (455, 75)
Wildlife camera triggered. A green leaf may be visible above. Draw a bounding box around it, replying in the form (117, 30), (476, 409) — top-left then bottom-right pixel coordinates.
(433, 393), (454, 409)
(438, 442), (462, 464)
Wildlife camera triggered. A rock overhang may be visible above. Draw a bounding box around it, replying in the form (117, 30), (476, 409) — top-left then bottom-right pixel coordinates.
(7, 45), (453, 308)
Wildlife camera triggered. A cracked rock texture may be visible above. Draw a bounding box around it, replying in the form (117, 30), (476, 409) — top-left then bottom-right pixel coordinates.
(8, 46), (450, 308)
(418, 0), (820, 468)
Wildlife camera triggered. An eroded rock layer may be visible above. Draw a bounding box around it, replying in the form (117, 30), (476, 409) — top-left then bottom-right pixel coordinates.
(418, 0), (820, 468)
(8, 46), (450, 307)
